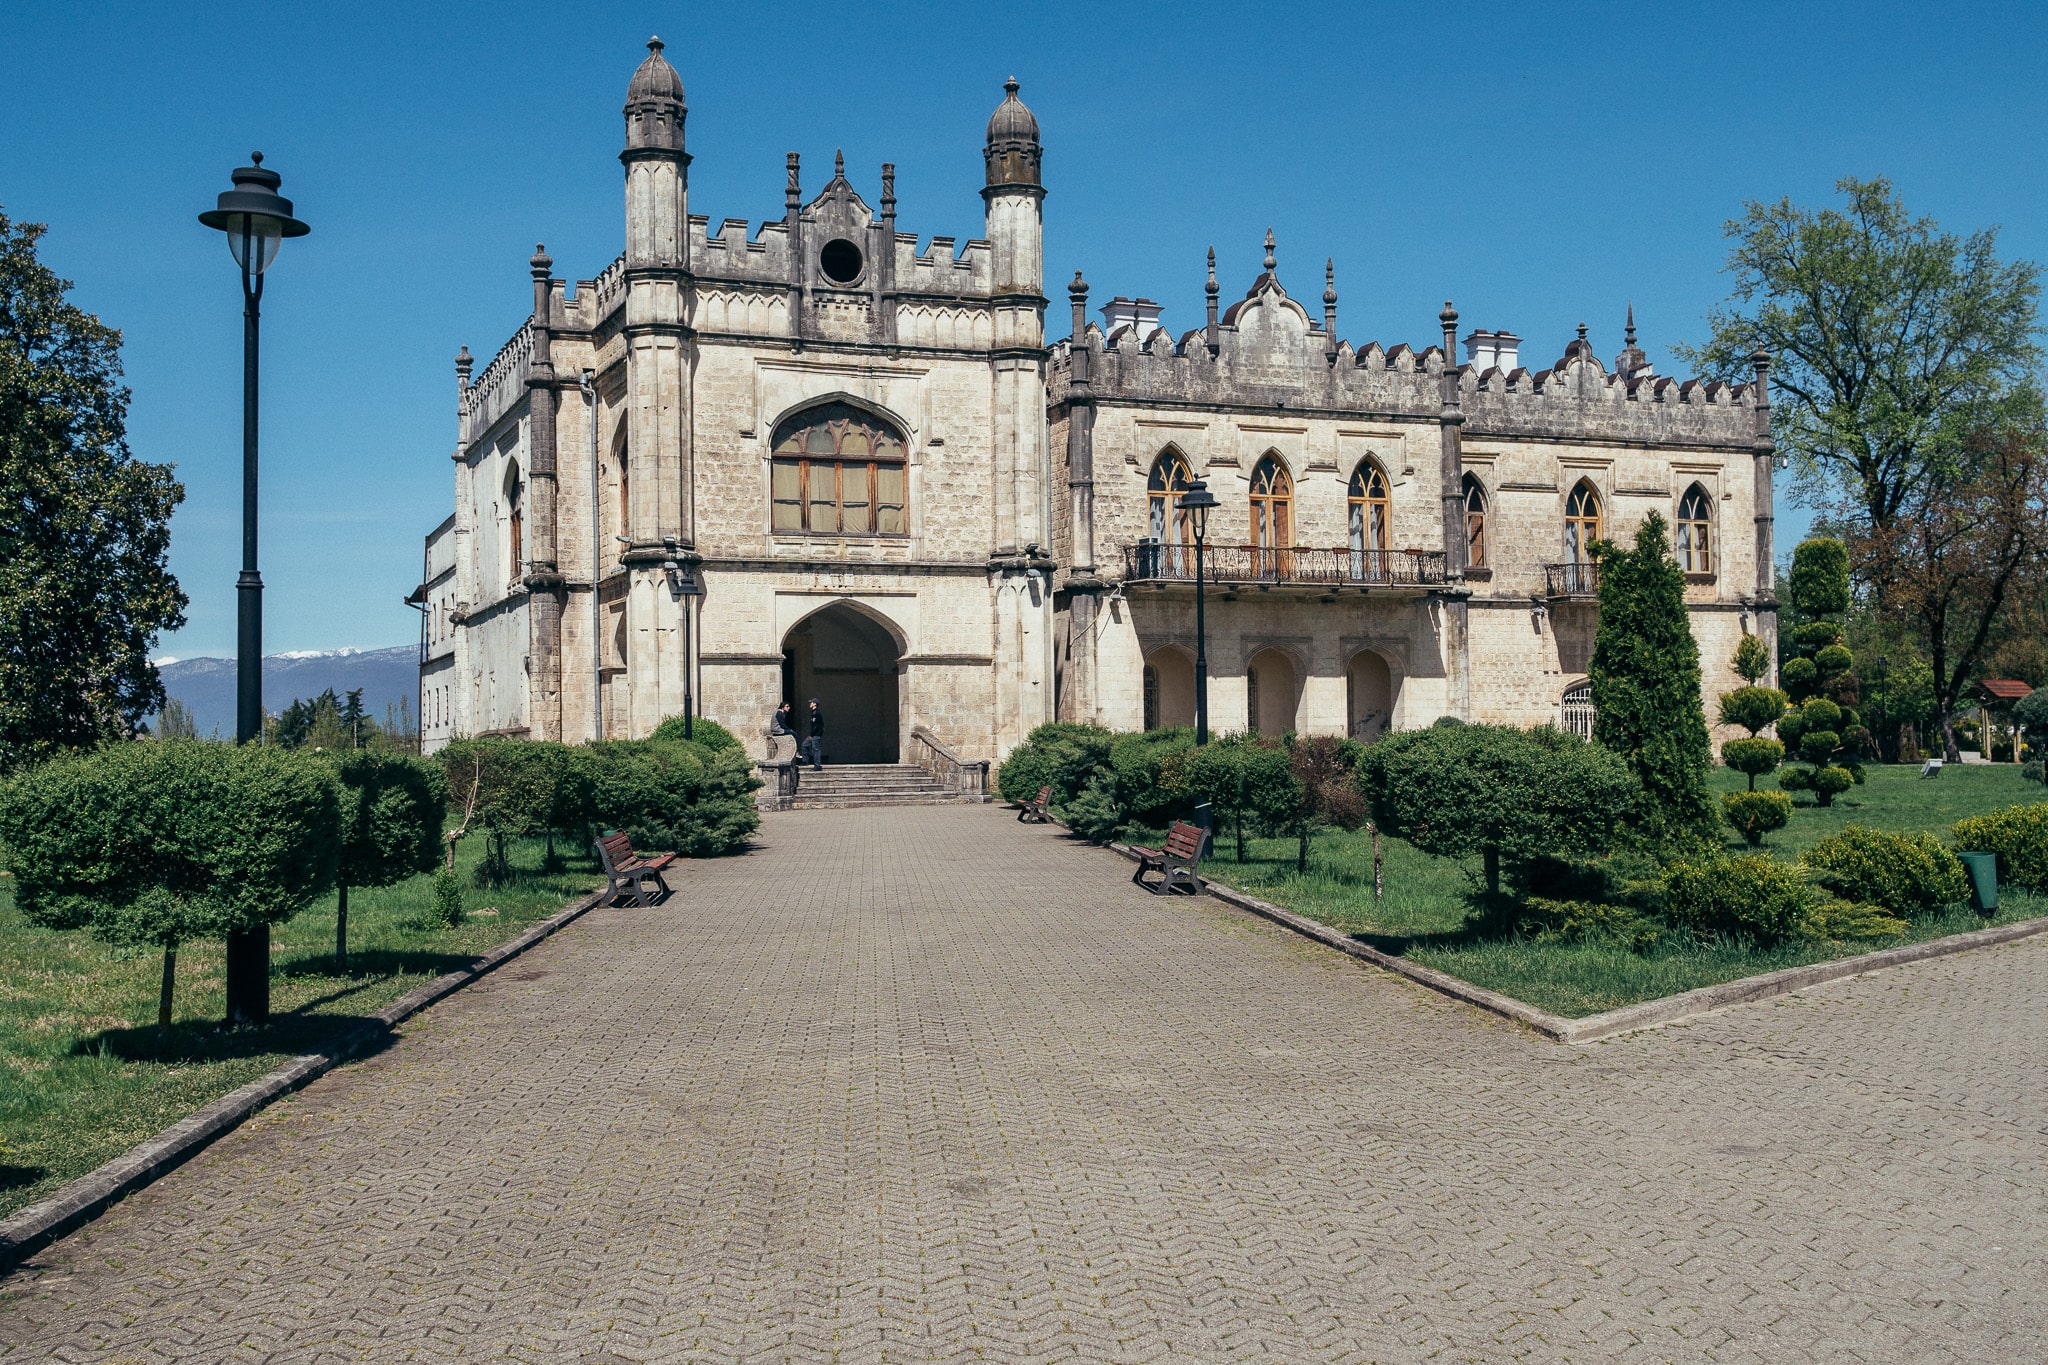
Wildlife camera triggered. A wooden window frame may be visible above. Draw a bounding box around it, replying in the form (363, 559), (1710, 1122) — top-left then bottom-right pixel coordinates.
(1146, 450), (1195, 546)
(1675, 484), (1713, 576)
(1251, 455), (1294, 550)
(1463, 475), (1488, 569)
(1348, 459), (1392, 554)
(769, 403), (910, 539)
(1564, 480), (1603, 564)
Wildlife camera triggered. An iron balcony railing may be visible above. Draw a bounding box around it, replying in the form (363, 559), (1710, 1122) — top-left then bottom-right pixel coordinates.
(1544, 561), (1600, 596)
(1124, 541), (1449, 587)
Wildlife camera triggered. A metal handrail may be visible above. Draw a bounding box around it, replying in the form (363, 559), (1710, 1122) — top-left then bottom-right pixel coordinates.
(1544, 562), (1600, 596)
(1123, 541), (1448, 586)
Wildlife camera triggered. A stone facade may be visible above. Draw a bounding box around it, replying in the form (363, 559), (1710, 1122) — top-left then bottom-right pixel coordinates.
(424, 40), (1777, 764)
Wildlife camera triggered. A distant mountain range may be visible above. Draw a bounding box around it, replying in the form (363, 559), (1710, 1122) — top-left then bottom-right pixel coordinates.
(155, 646), (419, 738)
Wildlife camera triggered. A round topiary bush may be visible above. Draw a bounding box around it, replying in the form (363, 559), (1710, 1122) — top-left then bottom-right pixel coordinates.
(1662, 854), (1819, 946)
(1801, 825), (1967, 920)
(1808, 765), (1856, 805)
(1721, 790), (1793, 846)
(1721, 737), (1786, 791)
(1951, 802), (2048, 893)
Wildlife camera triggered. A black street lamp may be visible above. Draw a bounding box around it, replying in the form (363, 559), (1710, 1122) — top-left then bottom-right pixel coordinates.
(1178, 478), (1219, 745)
(663, 539), (703, 740)
(200, 153), (308, 1026)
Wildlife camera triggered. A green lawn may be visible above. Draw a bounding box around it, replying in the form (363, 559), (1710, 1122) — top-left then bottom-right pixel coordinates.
(0, 836), (600, 1220)
(1171, 764), (2047, 1020)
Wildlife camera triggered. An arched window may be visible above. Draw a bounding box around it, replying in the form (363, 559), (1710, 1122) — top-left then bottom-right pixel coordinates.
(1564, 480), (1602, 563)
(1143, 664), (1159, 732)
(1251, 455), (1293, 549)
(1147, 450), (1194, 543)
(504, 465), (524, 581)
(1463, 474), (1489, 569)
(770, 401), (909, 537)
(1561, 679), (1595, 741)
(1347, 458), (1390, 581)
(1675, 483), (1713, 574)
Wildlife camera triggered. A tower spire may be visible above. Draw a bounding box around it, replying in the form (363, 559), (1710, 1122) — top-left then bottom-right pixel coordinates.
(1323, 258), (1338, 363)
(1205, 246), (1219, 354)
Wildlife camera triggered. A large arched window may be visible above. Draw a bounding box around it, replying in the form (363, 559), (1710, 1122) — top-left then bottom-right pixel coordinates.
(770, 402), (908, 536)
(1564, 480), (1603, 563)
(504, 463), (525, 583)
(1561, 679), (1595, 741)
(1463, 474), (1489, 569)
(1675, 483), (1713, 574)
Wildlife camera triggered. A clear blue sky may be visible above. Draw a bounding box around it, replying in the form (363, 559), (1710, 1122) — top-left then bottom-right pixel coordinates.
(4, 2), (2043, 658)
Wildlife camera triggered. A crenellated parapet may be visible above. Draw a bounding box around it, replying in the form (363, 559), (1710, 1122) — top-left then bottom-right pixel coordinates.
(1049, 245), (1757, 451)
(466, 321), (534, 439)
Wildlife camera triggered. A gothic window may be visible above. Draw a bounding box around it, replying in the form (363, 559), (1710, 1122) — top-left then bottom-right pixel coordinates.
(770, 402), (908, 537)
(1561, 679), (1596, 741)
(1251, 455), (1293, 549)
(1146, 450), (1194, 544)
(1675, 483), (1713, 574)
(1348, 458), (1391, 580)
(504, 465), (524, 583)
(1463, 474), (1489, 569)
(1246, 663), (1262, 732)
(1143, 664), (1159, 732)
(1564, 479), (1603, 563)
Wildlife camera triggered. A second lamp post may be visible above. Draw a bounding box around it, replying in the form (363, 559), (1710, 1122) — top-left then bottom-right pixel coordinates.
(1177, 478), (1218, 745)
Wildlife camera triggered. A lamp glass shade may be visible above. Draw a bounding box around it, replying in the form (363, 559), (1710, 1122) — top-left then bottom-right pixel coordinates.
(1178, 479), (1218, 538)
(225, 215), (286, 274)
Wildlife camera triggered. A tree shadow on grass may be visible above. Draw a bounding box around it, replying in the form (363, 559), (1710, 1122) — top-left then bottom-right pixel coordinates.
(278, 945), (490, 989)
(0, 1164), (45, 1193)
(70, 1010), (403, 1068)
(1349, 891), (1521, 957)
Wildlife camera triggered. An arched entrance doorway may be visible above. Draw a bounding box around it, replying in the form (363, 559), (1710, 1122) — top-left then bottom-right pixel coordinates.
(1246, 647), (1298, 736)
(781, 603), (903, 764)
(1143, 647), (1196, 731)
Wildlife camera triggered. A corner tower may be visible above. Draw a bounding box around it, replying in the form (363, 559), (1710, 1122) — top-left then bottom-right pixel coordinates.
(981, 78), (1053, 753)
(623, 36), (689, 267)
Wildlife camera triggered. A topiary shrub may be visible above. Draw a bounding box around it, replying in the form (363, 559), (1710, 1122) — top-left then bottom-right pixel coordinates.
(0, 742), (341, 1029)
(651, 715), (742, 752)
(326, 751), (445, 971)
(1520, 897), (1665, 952)
(1801, 825), (1967, 920)
(1804, 896), (1909, 942)
(995, 742), (1057, 805)
(2023, 760), (2045, 785)
(1662, 854), (1820, 946)
(1361, 722), (1640, 895)
(1059, 770), (1123, 843)
(573, 739), (761, 858)
(1951, 802), (2048, 893)
(1722, 737), (1787, 791)
(1108, 728), (1196, 826)
(1170, 734), (1299, 862)
(428, 867), (465, 927)
(1722, 790), (1793, 846)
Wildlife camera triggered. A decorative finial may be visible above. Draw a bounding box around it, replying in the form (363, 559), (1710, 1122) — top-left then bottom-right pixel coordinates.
(455, 345), (473, 378)
(785, 152), (800, 210)
(648, 36), (664, 54)
(1263, 228), (1276, 274)
(1323, 258), (1337, 306)
(1439, 299), (1459, 327)
(1205, 246), (1218, 297)
(881, 162), (896, 217)
(1070, 270), (1089, 298)
(834, 148), (844, 178)
(1577, 321), (1588, 343)
(1005, 75), (1019, 95)
(1752, 346), (1771, 372)
(251, 150), (264, 166)
(531, 243), (552, 276)
(1624, 303), (1636, 347)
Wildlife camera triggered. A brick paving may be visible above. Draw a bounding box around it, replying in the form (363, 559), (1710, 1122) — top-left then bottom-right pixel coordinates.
(3, 805), (2044, 1362)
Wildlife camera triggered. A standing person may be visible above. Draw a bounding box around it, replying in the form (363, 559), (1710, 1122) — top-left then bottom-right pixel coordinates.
(801, 698), (824, 770)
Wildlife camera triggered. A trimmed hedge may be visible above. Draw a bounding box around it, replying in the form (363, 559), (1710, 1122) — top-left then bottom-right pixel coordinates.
(1721, 790), (1793, 846)
(1951, 802), (2048, 893)
(1801, 825), (1966, 920)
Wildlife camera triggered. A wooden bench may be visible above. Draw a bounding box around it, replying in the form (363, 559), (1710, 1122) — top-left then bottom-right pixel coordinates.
(1017, 784), (1055, 823)
(1131, 820), (1209, 896)
(595, 831), (678, 908)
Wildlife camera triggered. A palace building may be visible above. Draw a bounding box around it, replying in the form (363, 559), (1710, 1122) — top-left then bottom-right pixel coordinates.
(418, 39), (1779, 772)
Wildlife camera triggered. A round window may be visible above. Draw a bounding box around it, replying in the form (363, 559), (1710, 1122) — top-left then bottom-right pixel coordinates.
(820, 238), (863, 284)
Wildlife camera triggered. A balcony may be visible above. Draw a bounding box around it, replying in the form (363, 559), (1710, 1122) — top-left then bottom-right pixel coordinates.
(1544, 561), (1600, 598)
(1123, 541), (1449, 589)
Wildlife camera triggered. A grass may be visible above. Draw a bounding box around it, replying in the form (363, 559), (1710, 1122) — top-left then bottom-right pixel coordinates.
(0, 835), (600, 1220)
(1149, 764), (2048, 1020)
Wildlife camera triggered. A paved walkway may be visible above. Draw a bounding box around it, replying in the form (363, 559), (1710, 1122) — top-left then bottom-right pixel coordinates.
(3, 806), (2045, 1363)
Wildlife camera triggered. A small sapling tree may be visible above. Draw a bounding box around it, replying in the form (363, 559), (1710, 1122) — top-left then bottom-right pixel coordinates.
(1284, 735), (1367, 873)
(1360, 721), (1639, 896)
(328, 751), (446, 971)
(0, 742), (339, 1030)
(1717, 635), (1789, 791)
(1174, 735), (1299, 862)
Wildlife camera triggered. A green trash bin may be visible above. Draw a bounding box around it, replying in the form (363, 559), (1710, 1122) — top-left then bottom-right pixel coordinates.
(1958, 852), (1999, 915)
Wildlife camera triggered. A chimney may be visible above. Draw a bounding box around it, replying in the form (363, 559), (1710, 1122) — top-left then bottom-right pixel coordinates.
(1493, 330), (1520, 372)
(1462, 329), (1499, 372)
(1100, 296), (1166, 344)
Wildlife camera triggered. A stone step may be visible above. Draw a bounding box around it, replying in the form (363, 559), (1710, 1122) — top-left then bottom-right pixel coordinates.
(787, 793), (983, 809)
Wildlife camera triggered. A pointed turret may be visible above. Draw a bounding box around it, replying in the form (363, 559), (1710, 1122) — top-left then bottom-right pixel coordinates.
(984, 77), (1042, 189)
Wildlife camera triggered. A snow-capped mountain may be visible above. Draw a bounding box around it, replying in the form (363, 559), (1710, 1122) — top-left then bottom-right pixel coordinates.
(154, 646), (419, 737)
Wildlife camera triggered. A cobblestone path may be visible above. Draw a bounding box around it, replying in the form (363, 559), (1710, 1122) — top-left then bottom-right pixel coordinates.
(4, 805), (2044, 1362)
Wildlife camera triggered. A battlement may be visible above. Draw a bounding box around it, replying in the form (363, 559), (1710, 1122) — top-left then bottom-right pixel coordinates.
(465, 320), (533, 441)
(1051, 258), (1759, 450)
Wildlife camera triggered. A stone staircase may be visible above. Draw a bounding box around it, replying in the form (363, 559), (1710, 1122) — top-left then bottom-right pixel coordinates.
(786, 763), (979, 810)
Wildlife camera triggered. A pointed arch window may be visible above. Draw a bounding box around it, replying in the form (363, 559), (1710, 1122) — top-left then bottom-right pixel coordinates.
(504, 465), (525, 584)
(1463, 474), (1489, 569)
(1564, 480), (1603, 563)
(1347, 458), (1391, 580)
(1250, 454), (1293, 577)
(1675, 483), (1713, 574)
(770, 401), (909, 537)
(1147, 449), (1194, 543)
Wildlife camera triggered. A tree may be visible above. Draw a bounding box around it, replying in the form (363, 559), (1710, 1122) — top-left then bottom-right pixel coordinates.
(1360, 721), (1640, 896)
(1850, 429), (2048, 762)
(436, 737), (567, 883)
(155, 697), (199, 741)
(1589, 512), (1716, 844)
(1776, 540), (1869, 803)
(1172, 735), (1299, 862)
(2016, 687), (2048, 764)
(327, 751), (445, 972)
(1284, 735), (1367, 873)
(0, 209), (187, 774)
(1717, 631), (1790, 792)
(0, 742), (339, 1029)
(1678, 177), (2043, 537)
(339, 688), (370, 749)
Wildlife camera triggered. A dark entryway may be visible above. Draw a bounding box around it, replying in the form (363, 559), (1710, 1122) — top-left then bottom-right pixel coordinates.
(781, 603), (902, 764)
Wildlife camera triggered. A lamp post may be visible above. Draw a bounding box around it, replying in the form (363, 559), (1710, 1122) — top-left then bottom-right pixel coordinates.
(199, 153), (308, 1027)
(1178, 478), (1218, 745)
(663, 539), (703, 740)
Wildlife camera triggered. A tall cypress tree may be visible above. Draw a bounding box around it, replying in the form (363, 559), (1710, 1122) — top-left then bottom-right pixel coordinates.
(1589, 512), (1715, 843)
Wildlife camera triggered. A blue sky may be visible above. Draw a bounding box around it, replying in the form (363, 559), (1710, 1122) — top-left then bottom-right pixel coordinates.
(4, 2), (2043, 657)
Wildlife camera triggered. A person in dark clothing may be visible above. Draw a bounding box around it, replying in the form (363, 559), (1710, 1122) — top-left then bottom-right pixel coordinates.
(800, 699), (824, 769)
(770, 701), (793, 736)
